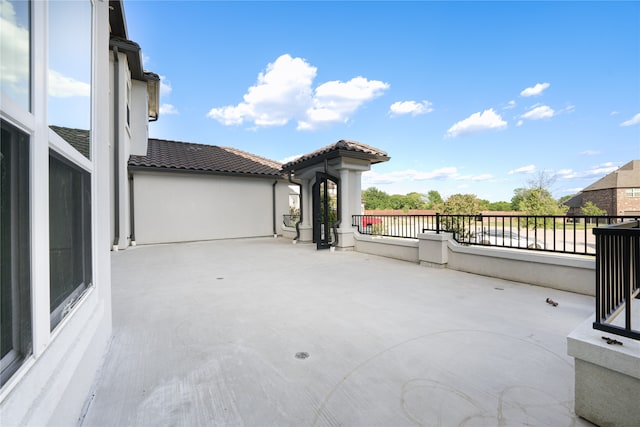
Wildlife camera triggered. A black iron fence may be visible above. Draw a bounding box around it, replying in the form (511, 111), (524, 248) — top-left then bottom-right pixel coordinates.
(593, 220), (640, 340)
(283, 214), (300, 227)
(352, 214), (640, 256)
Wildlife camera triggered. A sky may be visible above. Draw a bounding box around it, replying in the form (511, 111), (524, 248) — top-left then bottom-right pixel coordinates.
(123, 0), (640, 202)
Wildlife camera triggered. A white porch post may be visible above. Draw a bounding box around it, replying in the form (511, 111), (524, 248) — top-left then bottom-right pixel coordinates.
(335, 161), (367, 250)
(298, 178), (313, 242)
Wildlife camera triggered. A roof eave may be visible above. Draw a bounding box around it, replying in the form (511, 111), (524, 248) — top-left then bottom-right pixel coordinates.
(282, 150), (389, 172)
(109, 37), (146, 81)
(128, 165), (285, 180)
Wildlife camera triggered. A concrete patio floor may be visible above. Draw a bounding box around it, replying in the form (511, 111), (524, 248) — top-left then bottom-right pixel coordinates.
(81, 237), (596, 426)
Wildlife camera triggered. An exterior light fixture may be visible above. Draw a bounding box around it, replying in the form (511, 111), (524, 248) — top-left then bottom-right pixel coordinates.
(144, 71), (160, 122)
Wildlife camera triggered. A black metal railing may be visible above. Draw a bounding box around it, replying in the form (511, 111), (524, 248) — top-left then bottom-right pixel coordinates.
(283, 214), (300, 227)
(593, 220), (640, 340)
(351, 214), (639, 256)
(352, 214), (440, 239)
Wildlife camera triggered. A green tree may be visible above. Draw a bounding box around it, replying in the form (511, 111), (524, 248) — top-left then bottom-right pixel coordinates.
(426, 190), (443, 208)
(404, 192), (428, 210)
(511, 188), (526, 211)
(581, 201), (606, 216)
(388, 194), (405, 210)
(437, 194), (483, 239)
(487, 201), (512, 211)
(440, 193), (482, 214)
(362, 187), (390, 210)
(518, 188), (568, 228)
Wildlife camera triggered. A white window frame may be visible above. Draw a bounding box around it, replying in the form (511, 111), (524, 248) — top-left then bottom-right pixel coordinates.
(47, 0), (96, 333)
(624, 188), (640, 198)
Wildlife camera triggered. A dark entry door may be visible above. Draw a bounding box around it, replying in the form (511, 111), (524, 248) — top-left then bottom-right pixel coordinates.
(312, 172), (340, 250)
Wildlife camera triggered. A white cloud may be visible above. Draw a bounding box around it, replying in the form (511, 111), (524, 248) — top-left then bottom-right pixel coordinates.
(610, 111), (619, 116)
(299, 76), (389, 130)
(521, 104), (555, 120)
(160, 75), (172, 96)
(207, 54), (389, 131)
(142, 53), (150, 67)
(446, 108), (507, 138)
(48, 69), (90, 97)
(503, 100), (516, 110)
(389, 100), (434, 117)
(516, 119), (524, 127)
(208, 54), (316, 127)
(556, 169), (573, 176)
(159, 103), (178, 115)
(585, 163), (620, 177)
(520, 82), (550, 97)
(0, 0), (29, 97)
(557, 162), (620, 179)
(508, 164), (536, 175)
(363, 167), (493, 186)
(363, 167), (458, 186)
(580, 150), (600, 156)
(471, 173), (494, 181)
(279, 154), (303, 164)
(620, 113), (640, 127)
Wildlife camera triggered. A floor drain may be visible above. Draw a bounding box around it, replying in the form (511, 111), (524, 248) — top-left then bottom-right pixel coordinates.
(494, 287), (504, 291)
(295, 352), (309, 359)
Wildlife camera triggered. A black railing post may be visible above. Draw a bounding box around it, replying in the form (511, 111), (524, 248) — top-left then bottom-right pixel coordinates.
(436, 213), (440, 234)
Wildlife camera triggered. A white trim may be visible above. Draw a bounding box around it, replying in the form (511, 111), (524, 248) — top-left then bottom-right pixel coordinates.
(48, 128), (93, 172)
(30, 0), (51, 359)
(0, 97), (34, 134)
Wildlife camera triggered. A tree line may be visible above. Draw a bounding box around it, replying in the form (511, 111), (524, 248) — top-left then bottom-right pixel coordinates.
(363, 172), (606, 216)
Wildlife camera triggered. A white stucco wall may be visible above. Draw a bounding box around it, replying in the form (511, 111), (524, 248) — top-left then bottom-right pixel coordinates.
(132, 171), (290, 244)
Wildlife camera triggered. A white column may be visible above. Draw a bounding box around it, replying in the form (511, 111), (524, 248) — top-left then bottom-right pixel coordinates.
(339, 168), (350, 228)
(296, 178), (313, 242)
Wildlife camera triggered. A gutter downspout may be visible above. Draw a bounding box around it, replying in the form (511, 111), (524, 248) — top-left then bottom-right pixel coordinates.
(112, 46), (120, 251)
(272, 180), (278, 237)
(129, 173), (136, 245)
(288, 171), (302, 241)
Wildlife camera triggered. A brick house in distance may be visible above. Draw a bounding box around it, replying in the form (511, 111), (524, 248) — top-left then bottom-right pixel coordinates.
(565, 160), (640, 216)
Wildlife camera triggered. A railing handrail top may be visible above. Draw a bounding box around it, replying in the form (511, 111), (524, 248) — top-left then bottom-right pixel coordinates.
(593, 220), (640, 235)
(356, 213), (640, 219)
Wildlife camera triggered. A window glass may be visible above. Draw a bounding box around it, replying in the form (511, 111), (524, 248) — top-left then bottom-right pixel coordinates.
(49, 151), (92, 330)
(625, 188), (640, 198)
(0, 0), (31, 111)
(48, 0), (91, 159)
(1, 120), (32, 386)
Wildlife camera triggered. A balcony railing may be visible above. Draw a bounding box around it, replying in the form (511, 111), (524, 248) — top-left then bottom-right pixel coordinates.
(351, 214), (640, 256)
(593, 220), (640, 340)
(283, 214), (300, 227)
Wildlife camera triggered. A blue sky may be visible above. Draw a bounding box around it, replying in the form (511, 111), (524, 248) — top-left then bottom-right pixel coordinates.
(124, 0), (640, 202)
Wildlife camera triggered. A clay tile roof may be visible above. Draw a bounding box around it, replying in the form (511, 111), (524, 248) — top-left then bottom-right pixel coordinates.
(50, 126), (90, 159)
(128, 138), (282, 177)
(282, 139), (389, 171)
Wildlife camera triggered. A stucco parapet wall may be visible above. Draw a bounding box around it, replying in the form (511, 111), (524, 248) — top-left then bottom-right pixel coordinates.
(417, 231), (452, 242)
(353, 233), (418, 263)
(446, 239), (595, 295)
(567, 311), (640, 427)
(447, 239), (595, 270)
(568, 315), (640, 380)
(417, 231), (453, 266)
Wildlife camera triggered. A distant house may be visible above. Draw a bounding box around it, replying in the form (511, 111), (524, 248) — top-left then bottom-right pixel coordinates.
(565, 160), (640, 216)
